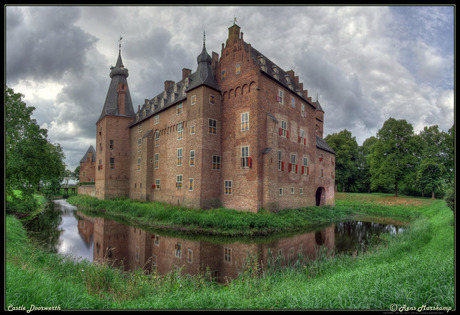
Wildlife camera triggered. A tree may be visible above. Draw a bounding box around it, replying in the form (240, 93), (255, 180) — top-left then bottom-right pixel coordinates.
(325, 129), (359, 192)
(414, 125), (451, 199)
(369, 118), (418, 197)
(73, 166), (80, 181)
(6, 86), (66, 211)
(358, 136), (377, 193)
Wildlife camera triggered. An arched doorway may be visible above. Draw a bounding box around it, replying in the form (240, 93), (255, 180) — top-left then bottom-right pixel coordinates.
(315, 187), (326, 206)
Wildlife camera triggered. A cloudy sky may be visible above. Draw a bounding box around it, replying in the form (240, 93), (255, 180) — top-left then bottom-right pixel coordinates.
(5, 5), (454, 171)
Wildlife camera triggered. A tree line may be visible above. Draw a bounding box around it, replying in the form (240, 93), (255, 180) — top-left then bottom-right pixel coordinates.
(6, 87), (67, 212)
(325, 118), (454, 202)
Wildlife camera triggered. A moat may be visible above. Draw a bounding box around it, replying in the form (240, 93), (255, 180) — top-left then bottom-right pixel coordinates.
(25, 199), (405, 283)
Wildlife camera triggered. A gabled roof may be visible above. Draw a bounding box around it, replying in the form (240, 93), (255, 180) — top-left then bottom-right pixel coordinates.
(316, 136), (335, 154)
(80, 145), (96, 163)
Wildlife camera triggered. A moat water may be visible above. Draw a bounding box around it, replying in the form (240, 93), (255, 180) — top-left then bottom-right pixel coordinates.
(24, 199), (405, 282)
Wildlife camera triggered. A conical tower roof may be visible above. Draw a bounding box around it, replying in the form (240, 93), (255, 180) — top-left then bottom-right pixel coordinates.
(97, 49), (135, 123)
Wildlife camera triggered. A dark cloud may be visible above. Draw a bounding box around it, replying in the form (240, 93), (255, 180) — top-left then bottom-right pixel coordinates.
(6, 6), (97, 85)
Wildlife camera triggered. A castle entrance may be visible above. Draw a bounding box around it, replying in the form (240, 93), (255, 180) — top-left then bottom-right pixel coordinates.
(315, 187), (326, 206)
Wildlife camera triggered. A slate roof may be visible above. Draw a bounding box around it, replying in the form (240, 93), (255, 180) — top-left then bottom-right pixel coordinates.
(130, 42), (220, 127)
(97, 53), (136, 123)
(316, 136), (335, 154)
(244, 42), (318, 111)
(80, 145), (96, 163)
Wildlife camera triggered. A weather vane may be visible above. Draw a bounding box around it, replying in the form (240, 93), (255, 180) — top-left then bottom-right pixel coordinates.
(233, 15), (237, 25)
(118, 36), (123, 54)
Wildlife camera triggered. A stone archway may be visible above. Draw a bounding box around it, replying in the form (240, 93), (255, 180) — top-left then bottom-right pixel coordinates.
(315, 187), (326, 206)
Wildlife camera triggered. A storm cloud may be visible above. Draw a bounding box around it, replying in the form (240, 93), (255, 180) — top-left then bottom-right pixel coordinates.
(5, 5), (454, 171)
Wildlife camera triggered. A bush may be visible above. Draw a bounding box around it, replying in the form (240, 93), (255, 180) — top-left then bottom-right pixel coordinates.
(444, 186), (455, 211)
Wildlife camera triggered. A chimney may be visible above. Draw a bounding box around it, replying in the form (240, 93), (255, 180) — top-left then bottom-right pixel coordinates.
(182, 68), (192, 80)
(287, 70), (295, 79)
(164, 80), (175, 91)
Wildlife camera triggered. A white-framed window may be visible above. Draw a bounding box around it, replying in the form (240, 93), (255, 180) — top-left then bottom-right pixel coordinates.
(224, 180), (232, 195)
(241, 146), (250, 168)
(301, 103), (305, 117)
(176, 175), (183, 189)
(177, 122), (183, 140)
(176, 102), (183, 115)
(208, 119), (217, 134)
(137, 157), (141, 171)
(290, 187), (295, 194)
(154, 114), (159, 125)
(190, 150), (195, 166)
(191, 95), (196, 105)
(138, 138), (142, 151)
(277, 89), (284, 104)
(241, 112), (249, 131)
(303, 157), (308, 175)
(279, 188), (283, 196)
(82, 171), (86, 177)
(189, 178), (194, 191)
(299, 188), (304, 195)
(155, 179), (160, 190)
(155, 131), (160, 147)
(190, 125), (196, 135)
(212, 155), (221, 170)
(154, 153), (159, 169)
(290, 153), (296, 173)
(300, 128), (305, 142)
(177, 148), (183, 166)
(280, 120), (288, 137)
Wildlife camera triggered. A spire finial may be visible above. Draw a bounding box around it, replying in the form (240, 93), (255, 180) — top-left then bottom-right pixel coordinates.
(118, 36), (123, 54)
(233, 15), (237, 25)
(203, 30), (206, 48)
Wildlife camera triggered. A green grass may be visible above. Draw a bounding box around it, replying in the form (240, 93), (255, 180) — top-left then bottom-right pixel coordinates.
(67, 195), (356, 237)
(6, 193), (454, 310)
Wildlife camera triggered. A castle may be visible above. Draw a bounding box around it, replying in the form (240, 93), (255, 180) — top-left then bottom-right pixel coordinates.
(79, 23), (335, 212)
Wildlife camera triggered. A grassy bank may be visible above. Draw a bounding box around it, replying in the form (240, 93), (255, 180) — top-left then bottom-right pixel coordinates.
(6, 193), (454, 310)
(66, 194), (370, 237)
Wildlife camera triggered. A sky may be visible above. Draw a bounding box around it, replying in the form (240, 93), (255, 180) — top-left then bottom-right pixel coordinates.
(5, 5), (455, 171)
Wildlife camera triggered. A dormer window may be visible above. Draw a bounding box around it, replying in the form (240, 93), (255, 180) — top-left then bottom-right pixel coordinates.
(259, 57), (267, 72)
(185, 77), (189, 88)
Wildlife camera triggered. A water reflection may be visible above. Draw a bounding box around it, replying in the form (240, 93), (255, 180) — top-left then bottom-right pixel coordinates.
(25, 200), (404, 283)
(77, 211), (336, 283)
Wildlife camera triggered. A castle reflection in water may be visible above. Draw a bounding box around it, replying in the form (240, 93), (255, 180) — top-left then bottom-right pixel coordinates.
(76, 211), (335, 283)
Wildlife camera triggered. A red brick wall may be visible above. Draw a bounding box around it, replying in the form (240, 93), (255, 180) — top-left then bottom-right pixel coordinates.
(95, 116), (133, 199)
(79, 151), (95, 182)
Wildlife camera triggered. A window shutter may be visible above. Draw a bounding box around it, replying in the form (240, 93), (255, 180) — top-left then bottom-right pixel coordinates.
(302, 166), (305, 174)
(279, 128), (283, 136)
(248, 157), (252, 168)
(152, 184), (156, 189)
(304, 138), (306, 145)
(298, 136), (301, 143)
(307, 167), (309, 175)
(276, 95), (280, 102)
(287, 130), (289, 138)
(289, 163), (292, 172)
(295, 164), (298, 173)
(281, 161), (284, 171)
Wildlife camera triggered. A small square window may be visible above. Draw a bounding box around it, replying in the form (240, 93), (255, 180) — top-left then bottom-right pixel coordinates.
(191, 95), (196, 105)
